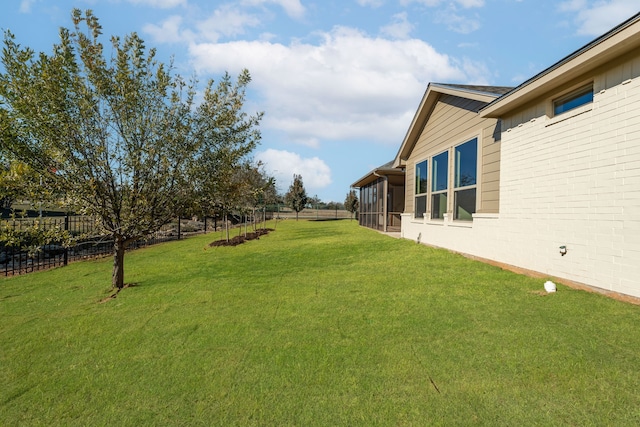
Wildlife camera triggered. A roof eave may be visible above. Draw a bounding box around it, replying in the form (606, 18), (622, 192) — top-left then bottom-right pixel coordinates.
(481, 12), (640, 118)
(351, 167), (405, 188)
(429, 84), (506, 103)
(393, 84), (503, 168)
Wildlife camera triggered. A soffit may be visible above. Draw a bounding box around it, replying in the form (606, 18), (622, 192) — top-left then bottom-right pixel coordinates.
(351, 165), (405, 188)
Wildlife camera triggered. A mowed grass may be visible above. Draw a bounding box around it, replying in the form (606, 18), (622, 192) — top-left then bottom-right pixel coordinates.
(1, 220), (640, 426)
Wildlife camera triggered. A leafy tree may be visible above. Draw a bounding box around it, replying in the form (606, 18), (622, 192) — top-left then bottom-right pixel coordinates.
(207, 162), (274, 241)
(284, 174), (308, 221)
(0, 157), (50, 211)
(307, 195), (321, 210)
(326, 201), (345, 210)
(0, 160), (21, 209)
(239, 162), (276, 231)
(345, 189), (359, 220)
(188, 70), (263, 241)
(218, 164), (252, 242)
(0, 10), (211, 290)
(0, 215), (73, 257)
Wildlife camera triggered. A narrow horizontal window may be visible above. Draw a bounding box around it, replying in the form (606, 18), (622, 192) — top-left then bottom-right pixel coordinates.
(553, 84), (593, 116)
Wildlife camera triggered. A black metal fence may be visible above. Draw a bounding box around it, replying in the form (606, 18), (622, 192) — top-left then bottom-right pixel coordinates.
(0, 216), (213, 277)
(0, 208), (345, 277)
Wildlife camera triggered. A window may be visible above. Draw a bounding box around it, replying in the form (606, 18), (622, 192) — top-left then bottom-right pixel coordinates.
(454, 138), (477, 221)
(415, 195), (426, 219)
(553, 84), (593, 116)
(431, 151), (448, 219)
(415, 160), (427, 218)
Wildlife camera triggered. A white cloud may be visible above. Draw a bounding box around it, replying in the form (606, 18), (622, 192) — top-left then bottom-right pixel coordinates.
(356, 0), (385, 7)
(400, 0), (484, 8)
(459, 57), (491, 85)
(568, 0), (639, 36)
(196, 5), (261, 42)
(144, 6), (260, 44)
(241, 0), (305, 19)
(19, 0), (36, 13)
(557, 0), (587, 12)
(255, 149), (332, 191)
(398, 0), (483, 34)
(127, 0), (186, 8)
(189, 26), (471, 147)
(380, 12), (414, 39)
(435, 9), (481, 34)
(143, 15), (195, 44)
(456, 0), (484, 7)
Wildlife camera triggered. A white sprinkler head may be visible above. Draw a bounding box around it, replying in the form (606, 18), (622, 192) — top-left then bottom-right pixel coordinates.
(544, 281), (557, 293)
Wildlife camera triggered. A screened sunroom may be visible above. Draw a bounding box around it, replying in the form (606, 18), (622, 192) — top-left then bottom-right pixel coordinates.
(351, 161), (405, 232)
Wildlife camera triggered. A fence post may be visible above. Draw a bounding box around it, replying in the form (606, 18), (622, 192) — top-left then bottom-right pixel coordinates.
(177, 217), (181, 240)
(64, 215), (69, 266)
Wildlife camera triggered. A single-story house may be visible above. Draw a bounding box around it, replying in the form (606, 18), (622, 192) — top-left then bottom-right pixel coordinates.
(354, 12), (640, 299)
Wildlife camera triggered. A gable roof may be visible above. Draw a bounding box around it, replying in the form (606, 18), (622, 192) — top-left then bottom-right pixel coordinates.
(481, 12), (640, 118)
(393, 83), (512, 167)
(432, 84), (514, 98)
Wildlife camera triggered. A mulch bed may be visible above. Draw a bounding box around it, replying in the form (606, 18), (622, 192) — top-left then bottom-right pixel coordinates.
(209, 228), (274, 247)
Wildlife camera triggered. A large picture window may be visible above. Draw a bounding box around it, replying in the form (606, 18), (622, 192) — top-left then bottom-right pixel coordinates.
(454, 138), (477, 220)
(415, 160), (427, 218)
(431, 151), (448, 219)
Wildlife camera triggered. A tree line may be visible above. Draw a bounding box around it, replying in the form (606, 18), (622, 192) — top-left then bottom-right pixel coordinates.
(0, 9), (273, 289)
(282, 175), (359, 221)
(0, 9), (361, 290)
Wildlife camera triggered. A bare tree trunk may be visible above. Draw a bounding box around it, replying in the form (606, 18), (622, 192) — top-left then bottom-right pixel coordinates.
(225, 213), (230, 242)
(112, 235), (126, 290)
(274, 211), (278, 230)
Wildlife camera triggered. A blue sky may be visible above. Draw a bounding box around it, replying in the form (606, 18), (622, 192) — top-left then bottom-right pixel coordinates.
(1, 0), (638, 202)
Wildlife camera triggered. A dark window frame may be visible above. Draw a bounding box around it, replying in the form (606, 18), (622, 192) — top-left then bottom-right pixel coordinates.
(414, 160), (428, 218)
(553, 84), (594, 116)
(453, 138), (478, 221)
(431, 150), (449, 220)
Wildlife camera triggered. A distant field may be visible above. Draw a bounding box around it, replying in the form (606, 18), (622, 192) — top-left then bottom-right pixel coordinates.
(275, 207), (352, 220)
(1, 220), (639, 426)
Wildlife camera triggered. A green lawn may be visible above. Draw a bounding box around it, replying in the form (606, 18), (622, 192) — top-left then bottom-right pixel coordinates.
(2, 220), (640, 426)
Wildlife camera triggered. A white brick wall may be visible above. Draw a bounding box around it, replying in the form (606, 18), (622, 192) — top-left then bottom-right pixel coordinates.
(401, 59), (640, 299)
